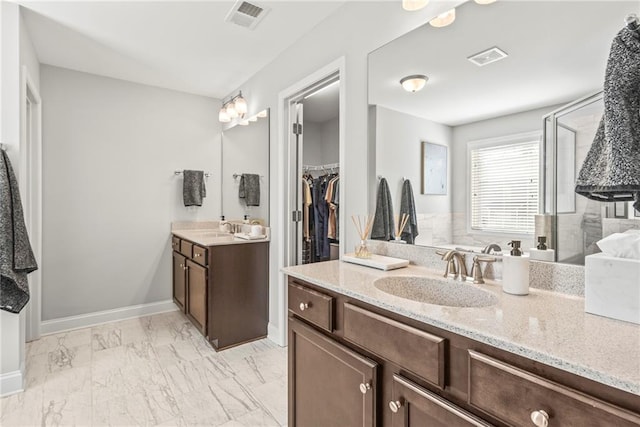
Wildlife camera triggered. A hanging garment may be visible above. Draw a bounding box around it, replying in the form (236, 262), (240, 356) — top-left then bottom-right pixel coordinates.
(302, 178), (312, 242)
(313, 177), (330, 260)
(1, 150), (38, 313)
(371, 177), (395, 241)
(575, 26), (640, 210)
(183, 170), (206, 207)
(399, 179), (419, 244)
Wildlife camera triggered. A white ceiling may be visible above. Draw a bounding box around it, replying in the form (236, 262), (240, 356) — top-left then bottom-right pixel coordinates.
(18, 0), (346, 99)
(302, 81), (339, 123)
(369, 1), (640, 126)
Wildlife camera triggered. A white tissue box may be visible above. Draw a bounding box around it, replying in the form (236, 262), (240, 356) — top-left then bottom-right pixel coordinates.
(585, 253), (640, 325)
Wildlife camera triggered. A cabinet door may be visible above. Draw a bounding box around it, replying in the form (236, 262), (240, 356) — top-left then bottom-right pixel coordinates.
(389, 374), (490, 427)
(172, 252), (187, 312)
(186, 259), (207, 334)
(289, 317), (378, 427)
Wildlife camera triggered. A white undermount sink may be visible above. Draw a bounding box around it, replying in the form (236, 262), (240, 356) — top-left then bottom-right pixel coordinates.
(373, 276), (498, 308)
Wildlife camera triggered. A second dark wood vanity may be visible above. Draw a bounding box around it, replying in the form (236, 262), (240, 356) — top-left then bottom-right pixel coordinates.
(172, 234), (269, 350)
(287, 276), (640, 427)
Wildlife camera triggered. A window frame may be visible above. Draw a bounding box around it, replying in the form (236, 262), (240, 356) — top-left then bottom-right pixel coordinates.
(466, 131), (542, 238)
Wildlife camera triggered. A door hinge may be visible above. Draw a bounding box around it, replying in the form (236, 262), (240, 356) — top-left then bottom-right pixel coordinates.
(292, 210), (302, 222)
(293, 123), (303, 135)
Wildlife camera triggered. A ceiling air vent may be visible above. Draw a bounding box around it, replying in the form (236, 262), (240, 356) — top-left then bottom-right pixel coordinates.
(467, 46), (508, 67)
(225, 1), (270, 30)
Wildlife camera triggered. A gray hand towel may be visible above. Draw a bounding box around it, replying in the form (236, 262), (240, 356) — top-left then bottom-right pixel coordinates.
(239, 174), (260, 207)
(371, 177), (395, 241)
(183, 170), (206, 207)
(400, 179), (419, 244)
(1, 150), (38, 313)
(575, 26), (640, 210)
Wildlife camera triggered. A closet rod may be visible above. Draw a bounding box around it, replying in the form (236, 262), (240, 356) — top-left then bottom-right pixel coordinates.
(303, 163), (339, 171)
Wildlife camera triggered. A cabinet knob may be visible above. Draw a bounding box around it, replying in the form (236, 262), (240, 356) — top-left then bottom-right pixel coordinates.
(389, 400), (403, 413)
(359, 382), (371, 394)
(194, 253), (201, 258)
(530, 410), (549, 427)
(183, 266), (188, 271)
(179, 263), (183, 268)
(299, 302), (310, 311)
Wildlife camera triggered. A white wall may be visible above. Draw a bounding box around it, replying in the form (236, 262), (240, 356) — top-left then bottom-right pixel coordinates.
(223, 0), (461, 343)
(375, 105), (452, 215)
(222, 116), (270, 222)
(40, 65), (221, 321)
(0, 3), (41, 396)
(302, 118), (339, 168)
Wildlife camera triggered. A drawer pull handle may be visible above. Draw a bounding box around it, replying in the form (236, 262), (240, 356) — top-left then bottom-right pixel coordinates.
(299, 302), (310, 311)
(359, 382), (371, 394)
(194, 253), (201, 258)
(530, 410), (549, 427)
(389, 400), (403, 413)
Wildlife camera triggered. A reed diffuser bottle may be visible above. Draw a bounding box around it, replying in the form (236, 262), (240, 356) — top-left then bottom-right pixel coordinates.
(352, 215), (373, 259)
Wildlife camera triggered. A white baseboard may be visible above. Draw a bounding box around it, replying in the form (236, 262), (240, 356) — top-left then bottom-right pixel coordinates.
(267, 322), (286, 347)
(41, 300), (178, 336)
(0, 364), (24, 397)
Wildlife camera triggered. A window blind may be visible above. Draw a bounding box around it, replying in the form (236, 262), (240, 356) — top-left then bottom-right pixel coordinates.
(470, 140), (539, 234)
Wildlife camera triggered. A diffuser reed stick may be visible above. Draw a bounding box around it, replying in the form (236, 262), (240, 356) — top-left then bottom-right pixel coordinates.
(352, 214), (374, 258)
(395, 214), (410, 239)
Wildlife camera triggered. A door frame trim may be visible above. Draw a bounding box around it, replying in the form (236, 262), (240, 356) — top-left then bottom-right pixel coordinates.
(20, 65), (42, 342)
(272, 56), (345, 346)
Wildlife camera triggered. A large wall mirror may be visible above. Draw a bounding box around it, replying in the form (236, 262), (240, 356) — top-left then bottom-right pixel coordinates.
(369, 0), (640, 265)
(221, 109), (270, 224)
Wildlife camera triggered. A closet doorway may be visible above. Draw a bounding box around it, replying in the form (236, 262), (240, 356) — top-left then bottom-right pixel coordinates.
(288, 75), (341, 267)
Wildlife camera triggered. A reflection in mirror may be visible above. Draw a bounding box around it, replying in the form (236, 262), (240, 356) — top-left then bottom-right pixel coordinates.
(221, 109), (269, 224)
(369, 0), (640, 264)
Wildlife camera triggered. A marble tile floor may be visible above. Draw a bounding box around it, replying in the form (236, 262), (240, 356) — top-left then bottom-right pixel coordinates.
(0, 311), (288, 427)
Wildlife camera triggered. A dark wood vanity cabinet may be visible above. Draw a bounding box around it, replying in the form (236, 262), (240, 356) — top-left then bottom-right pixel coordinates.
(171, 235), (269, 350)
(287, 276), (640, 427)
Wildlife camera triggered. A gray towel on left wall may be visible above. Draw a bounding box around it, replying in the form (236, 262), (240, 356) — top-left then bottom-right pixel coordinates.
(183, 170), (206, 207)
(371, 177), (395, 241)
(1, 150), (38, 314)
(239, 174), (260, 206)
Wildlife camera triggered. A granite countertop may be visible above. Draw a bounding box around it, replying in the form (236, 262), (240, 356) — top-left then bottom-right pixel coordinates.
(282, 260), (640, 395)
(171, 221), (270, 247)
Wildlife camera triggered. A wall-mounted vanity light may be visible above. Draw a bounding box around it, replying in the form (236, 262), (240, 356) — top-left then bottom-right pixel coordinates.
(218, 91), (248, 123)
(402, 0), (429, 11)
(474, 0), (497, 4)
(429, 8), (456, 27)
(400, 74), (428, 92)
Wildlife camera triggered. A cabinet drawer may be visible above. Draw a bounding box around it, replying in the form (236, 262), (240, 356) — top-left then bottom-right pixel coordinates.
(288, 281), (334, 332)
(344, 303), (446, 389)
(192, 245), (207, 266)
(468, 350), (640, 427)
(171, 236), (180, 252)
(180, 240), (193, 258)
(390, 374), (490, 427)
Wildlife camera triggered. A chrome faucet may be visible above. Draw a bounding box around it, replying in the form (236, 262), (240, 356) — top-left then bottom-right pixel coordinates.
(440, 250), (468, 281)
(482, 243), (502, 254)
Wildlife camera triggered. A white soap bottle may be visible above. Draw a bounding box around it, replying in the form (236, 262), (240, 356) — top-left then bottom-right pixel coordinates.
(502, 240), (530, 295)
(529, 236), (555, 262)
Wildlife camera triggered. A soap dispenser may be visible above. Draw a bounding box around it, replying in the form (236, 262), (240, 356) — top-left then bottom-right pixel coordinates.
(502, 240), (530, 295)
(529, 236), (555, 262)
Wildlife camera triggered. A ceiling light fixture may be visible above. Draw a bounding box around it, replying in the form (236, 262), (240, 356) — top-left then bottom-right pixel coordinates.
(402, 0), (429, 12)
(474, 0), (496, 4)
(429, 8), (456, 27)
(218, 91), (248, 122)
(400, 75), (428, 92)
